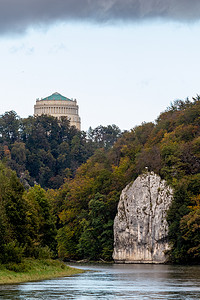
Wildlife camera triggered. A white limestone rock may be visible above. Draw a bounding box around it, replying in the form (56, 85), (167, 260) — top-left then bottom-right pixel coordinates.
(113, 172), (173, 263)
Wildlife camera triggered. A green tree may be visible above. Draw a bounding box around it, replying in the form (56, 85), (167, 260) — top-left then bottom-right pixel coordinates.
(24, 185), (57, 255)
(180, 207), (200, 262)
(0, 162), (29, 262)
(77, 193), (113, 260)
(87, 125), (121, 149)
(0, 111), (20, 143)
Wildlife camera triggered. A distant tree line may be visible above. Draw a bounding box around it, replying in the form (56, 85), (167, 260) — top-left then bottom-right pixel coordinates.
(0, 112), (121, 189)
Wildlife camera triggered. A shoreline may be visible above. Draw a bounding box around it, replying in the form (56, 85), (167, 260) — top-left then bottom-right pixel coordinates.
(0, 258), (84, 285)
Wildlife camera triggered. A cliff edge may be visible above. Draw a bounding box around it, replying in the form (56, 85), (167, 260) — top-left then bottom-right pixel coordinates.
(113, 172), (173, 263)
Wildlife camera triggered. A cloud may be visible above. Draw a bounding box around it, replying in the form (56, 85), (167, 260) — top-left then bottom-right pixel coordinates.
(1, 0), (200, 35)
(9, 44), (35, 55)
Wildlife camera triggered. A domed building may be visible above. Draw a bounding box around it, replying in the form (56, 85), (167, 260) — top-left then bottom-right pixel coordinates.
(34, 92), (81, 130)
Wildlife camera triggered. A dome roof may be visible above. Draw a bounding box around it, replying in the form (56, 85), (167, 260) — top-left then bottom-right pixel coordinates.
(42, 92), (72, 101)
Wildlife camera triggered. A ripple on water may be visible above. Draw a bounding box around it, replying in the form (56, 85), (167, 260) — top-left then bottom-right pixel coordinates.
(0, 264), (199, 299)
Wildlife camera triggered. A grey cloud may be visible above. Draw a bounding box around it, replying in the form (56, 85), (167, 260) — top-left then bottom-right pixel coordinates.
(1, 0), (200, 34)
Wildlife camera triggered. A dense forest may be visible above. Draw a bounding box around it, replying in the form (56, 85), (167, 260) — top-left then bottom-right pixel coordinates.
(0, 97), (200, 265)
(0, 112), (121, 189)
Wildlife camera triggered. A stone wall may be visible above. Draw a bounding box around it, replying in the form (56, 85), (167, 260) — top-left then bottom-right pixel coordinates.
(113, 172), (173, 263)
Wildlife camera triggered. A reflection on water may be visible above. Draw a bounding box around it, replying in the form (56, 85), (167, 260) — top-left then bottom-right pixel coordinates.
(0, 264), (200, 299)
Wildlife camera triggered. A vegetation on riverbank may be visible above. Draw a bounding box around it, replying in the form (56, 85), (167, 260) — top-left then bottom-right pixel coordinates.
(55, 97), (200, 264)
(0, 259), (83, 285)
(0, 96), (199, 266)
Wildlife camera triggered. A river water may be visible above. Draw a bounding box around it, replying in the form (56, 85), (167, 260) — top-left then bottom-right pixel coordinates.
(0, 264), (200, 299)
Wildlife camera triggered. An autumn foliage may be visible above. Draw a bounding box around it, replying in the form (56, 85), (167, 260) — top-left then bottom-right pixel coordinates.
(0, 97), (200, 263)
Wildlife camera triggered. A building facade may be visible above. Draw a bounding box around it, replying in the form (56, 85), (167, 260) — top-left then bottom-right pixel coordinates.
(34, 92), (81, 130)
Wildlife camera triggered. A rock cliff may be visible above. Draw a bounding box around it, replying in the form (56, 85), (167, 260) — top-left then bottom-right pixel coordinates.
(113, 172), (173, 263)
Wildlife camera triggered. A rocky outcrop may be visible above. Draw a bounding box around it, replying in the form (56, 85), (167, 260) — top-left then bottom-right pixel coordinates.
(113, 172), (173, 263)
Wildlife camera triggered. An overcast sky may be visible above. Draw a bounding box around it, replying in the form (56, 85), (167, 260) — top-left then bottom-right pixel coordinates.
(1, 0), (200, 131)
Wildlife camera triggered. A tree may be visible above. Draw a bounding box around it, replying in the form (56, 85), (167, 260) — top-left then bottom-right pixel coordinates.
(180, 207), (200, 262)
(0, 111), (20, 143)
(78, 193), (114, 260)
(87, 125), (121, 149)
(0, 162), (28, 262)
(24, 185), (57, 255)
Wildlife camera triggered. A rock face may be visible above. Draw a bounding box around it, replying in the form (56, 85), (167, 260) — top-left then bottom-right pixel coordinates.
(113, 172), (173, 263)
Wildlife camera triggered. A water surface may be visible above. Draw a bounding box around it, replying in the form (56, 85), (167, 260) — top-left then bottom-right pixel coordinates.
(0, 264), (200, 299)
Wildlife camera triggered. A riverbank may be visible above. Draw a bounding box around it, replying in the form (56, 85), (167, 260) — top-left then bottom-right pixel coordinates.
(0, 258), (84, 285)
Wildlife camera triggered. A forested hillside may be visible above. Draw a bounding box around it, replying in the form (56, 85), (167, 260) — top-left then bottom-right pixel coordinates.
(0, 97), (199, 264)
(55, 97), (200, 263)
(0, 113), (121, 264)
(0, 112), (121, 189)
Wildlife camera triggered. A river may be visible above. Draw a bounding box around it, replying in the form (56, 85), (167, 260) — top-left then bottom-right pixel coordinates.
(0, 264), (200, 299)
